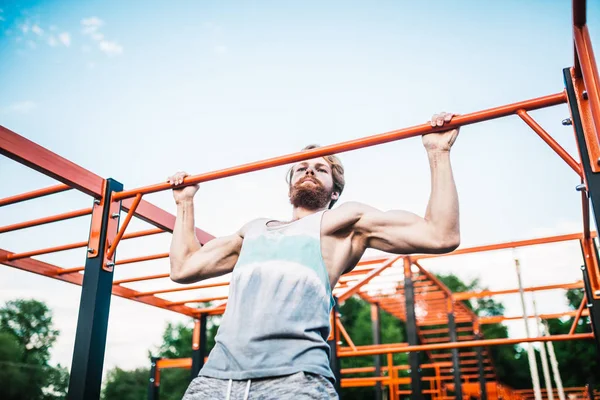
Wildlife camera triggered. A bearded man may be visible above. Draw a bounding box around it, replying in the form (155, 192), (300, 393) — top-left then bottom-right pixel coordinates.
(169, 112), (461, 400)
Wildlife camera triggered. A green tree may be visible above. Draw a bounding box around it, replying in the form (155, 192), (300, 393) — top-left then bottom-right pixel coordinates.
(103, 367), (149, 400)
(0, 299), (69, 400)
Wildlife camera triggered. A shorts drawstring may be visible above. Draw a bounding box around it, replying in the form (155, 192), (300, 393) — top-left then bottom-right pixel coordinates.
(224, 378), (251, 400)
(225, 379), (233, 400)
(243, 379), (251, 400)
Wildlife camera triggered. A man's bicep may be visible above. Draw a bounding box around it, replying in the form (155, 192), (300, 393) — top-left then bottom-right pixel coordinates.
(356, 207), (437, 254)
(180, 233), (243, 281)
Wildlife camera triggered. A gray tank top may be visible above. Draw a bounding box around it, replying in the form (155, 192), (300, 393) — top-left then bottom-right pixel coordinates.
(199, 210), (335, 381)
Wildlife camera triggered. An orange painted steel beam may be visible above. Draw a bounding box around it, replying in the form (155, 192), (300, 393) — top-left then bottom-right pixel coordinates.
(5, 228), (164, 263)
(57, 252), (170, 276)
(517, 110), (583, 176)
(0, 248), (199, 317)
(453, 281), (584, 300)
(574, 21), (600, 153)
(0, 207), (92, 234)
(132, 281), (230, 297)
(167, 295), (229, 307)
(416, 232), (594, 261)
(0, 184), (71, 207)
(336, 318), (357, 351)
(156, 358), (192, 370)
(106, 193), (142, 261)
(337, 256), (402, 303)
(569, 294), (588, 335)
(113, 273), (170, 285)
(113, 92), (567, 201)
(336, 333), (593, 358)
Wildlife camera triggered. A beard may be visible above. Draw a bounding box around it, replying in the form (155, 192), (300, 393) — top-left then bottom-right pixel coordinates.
(289, 178), (333, 210)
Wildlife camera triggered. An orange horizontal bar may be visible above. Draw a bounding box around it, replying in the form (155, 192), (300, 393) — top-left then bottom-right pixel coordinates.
(337, 333), (593, 357)
(480, 309), (588, 324)
(0, 207), (92, 234)
(0, 184), (71, 207)
(57, 252), (169, 275)
(7, 228), (164, 262)
(113, 92), (566, 201)
(453, 281), (584, 300)
(113, 273), (169, 285)
(416, 232), (594, 260)
(168, 295), (229, 306)
(156, 358), (192, 370)
(133, 281), (229, 297)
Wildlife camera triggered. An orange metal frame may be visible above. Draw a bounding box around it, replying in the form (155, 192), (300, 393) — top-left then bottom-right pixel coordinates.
(1, 1), (600, 398)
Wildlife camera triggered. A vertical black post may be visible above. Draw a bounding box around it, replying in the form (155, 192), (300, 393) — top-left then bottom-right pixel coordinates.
(67, 179), (123, 400)
(371, 304), (383, 400)
(447, 305), (463, 400)
(148, 357), (160, 400)
(191, 314), (208, 380)
(404, 258), (423, 400)
(475, 334), (488, 400)
(564, 67), (600, 355)
(328, 297), (342, 396)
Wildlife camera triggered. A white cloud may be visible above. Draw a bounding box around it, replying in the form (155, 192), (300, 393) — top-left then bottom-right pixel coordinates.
(99, 40), (123, 56)
(2, 101), (37, 114)
(21, 24), (29, 34)
(58, 32), (70, 47)
(48, 36), (57, 47)
(214, 45), (228, 54)
(31, 24), (43, 36)
(91, 32), (103, 42)
(81, 17), (104, 28)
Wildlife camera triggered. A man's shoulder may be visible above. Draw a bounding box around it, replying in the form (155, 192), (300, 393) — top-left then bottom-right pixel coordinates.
(331, 201), (378, 217)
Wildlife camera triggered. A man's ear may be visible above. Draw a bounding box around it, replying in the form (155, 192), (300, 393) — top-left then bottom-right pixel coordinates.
(331, 191), (340, 201)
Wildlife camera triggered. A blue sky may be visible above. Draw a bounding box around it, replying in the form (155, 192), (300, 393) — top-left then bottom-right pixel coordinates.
(1, 0), (599, 380)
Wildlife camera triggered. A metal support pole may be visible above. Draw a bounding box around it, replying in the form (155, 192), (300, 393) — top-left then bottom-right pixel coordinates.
(67, 179), (123, 400)
(474, 332), (488, 400)
(148, 357), (160, 400)
(371, 304), (383, 400)
(328, 297), (342, 396)
(404, 258), (423, 400)
(191, 314), (207, 380)
(448, 300), (463, 400)
(515, 258), (543, 400)
(532, 295), (554, 400)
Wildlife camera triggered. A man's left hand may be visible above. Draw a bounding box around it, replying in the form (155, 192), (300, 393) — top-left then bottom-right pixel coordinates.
(422, 112), (460, 152)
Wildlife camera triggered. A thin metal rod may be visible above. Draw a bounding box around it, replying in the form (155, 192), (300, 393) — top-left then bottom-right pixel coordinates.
(106, 193), (142, 260)
(517, 109), (582, 176)
(570, 294), (588, 335)
(0, 184), (71, 207)
(113, 92), (567, 200)
(0, 208), (92, 233)
(544, 320), (566, 400)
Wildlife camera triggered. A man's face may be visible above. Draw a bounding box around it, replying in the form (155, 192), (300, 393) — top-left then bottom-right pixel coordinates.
(289, 157), (338, 210)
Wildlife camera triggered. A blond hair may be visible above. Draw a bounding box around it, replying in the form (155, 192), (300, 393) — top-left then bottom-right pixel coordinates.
(287, 144), (345, 209)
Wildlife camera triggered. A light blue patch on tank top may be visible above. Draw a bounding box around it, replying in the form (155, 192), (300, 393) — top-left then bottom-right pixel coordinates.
(235, 234), (333, 307)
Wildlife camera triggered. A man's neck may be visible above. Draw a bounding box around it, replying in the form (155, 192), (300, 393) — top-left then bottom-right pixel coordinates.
(292, 206), (327, 221)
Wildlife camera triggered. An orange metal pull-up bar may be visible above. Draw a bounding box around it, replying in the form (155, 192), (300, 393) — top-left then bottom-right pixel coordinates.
(112, 92), (567, 201)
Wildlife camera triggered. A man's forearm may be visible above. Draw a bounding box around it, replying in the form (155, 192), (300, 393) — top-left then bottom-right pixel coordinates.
(424, 150), (460, 244)
(170, 200), (201, 271)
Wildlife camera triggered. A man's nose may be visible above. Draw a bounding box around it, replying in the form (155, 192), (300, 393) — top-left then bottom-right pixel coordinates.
(305, 168), (315, 175)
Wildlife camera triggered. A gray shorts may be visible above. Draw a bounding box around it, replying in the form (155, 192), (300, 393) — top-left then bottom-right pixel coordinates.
(182, 371), (339, 400)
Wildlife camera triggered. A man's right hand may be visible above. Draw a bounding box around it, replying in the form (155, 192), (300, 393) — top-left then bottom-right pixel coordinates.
(168, 171), (199, 204)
